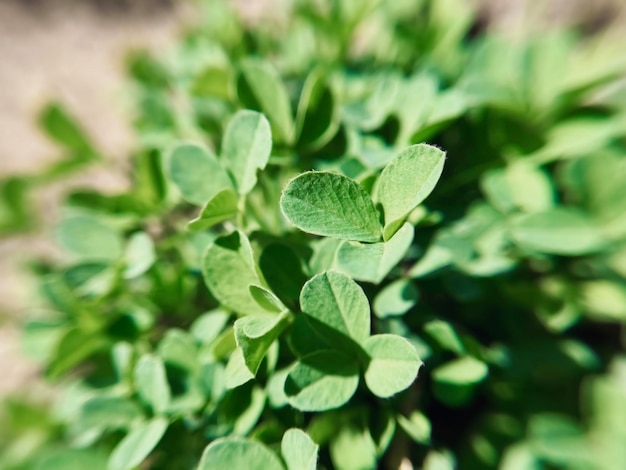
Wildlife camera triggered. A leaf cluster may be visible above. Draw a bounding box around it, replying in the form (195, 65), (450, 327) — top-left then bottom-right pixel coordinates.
(2, 0), (626, 469)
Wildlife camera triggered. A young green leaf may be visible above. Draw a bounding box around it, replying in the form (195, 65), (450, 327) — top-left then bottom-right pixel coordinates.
(285, 350), (360, 411)
(281, 428), (319, 470)
(202, 231), (268, 316)
(374, 144), (446, 240)
(397, 411), (431, 444)
(295, 69), (340, 150)
(198, 437), (284, 470)
(259, 243), (309, 308)
(509, 208), (605, 255)
(167, 144), (232, 205)
(237, 59), (294, 144)
(225, 347), (255, 389)
(188, 188), (239, 231)
(221, 110), (272, 195)
(133, 354), (171, 414)
(234, 311), (292, 375)
(123, 231), (155, 279)
(432, 356), (488, 386)
(336, 222), (414, 283)
(364, 334), (422, 398)
(280, 172), (381, 242)
(300, 271), (371, 346)
(107, 418), (168, 470)
(329, 425), (378, 470)
(373, 278), (419, 318)
(56, 215), (123, 262)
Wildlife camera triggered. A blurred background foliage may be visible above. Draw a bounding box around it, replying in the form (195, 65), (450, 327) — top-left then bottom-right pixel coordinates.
(1, 0), (626, 469)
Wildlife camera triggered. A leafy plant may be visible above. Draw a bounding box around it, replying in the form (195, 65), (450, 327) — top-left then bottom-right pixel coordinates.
(2, 0), (626, 469)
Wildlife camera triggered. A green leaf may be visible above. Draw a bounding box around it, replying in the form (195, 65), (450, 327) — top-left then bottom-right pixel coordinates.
(198, 437), (284, 470)
(234, 311), (292, 375)
(56, 215), (123, 262)
(329, 425), (378, 470)
(38, 102), (99, 161)
(249, 285), (285, 313)
(188, 188), (239, 231)
(107, 418), (168, 470)
(237, 59), (294, 144)
(123, 231), (155, 279)
(374, 144), (446, 240)
(509, 208), (605, 255)
(280, 172), (381, 242)
(221, 110), (272, 195)
(423, 320), (466, 355)
(432, 356), (488, 406)
(373, 278), (419, 318)
(397, 411), (431, 444)
(80, 397), (143, 431)
(259, 243), (309, 309)
(133, 354), (171, 414)
(202, 231), (268, 316)
(432, 356), (488, 385)
(296, 69), (340, 150)
(167, 144), (232, 205)
(35, 450), (108, 470)
(285, 350), (359, 411)
(157, 329), (199, 372)
(363, 334), (422, 398)
(281, 428), (319, 470)
(300, 271), (371, 346)
(336, 222), (414, 283)
(225, 347), (255, 389)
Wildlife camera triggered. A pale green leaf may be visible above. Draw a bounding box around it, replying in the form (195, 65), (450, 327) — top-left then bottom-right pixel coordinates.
(397, 411), (431, 444)
(123, 231), (155, 279)
(249, 285), (286, 313)
(188, 189), (238, 231)
(238, 59), (294, 144)
(133, 354), (170, 414)
(300, 271), (371, 346)
(364, 334), (422, 398)
(198, 437), (284, 470)
(221, 110), (272, 195)
(280, 172), (382, 243)
(281, 428), (319, 470)
(423, 320), (466, 355)
(107, 418), (167, 470)
(329, 425), (377, 470)
(336, 222), (414, 284)
(57, 215), (122, 262)
(285, 350), (359, 411)
(373, 278), (418, 318)
(234, 311), (292, 375)
(224, 347), (254, 389)
(432, 356), (488, 385)
(202, 231), (267, 316)
(509, 208), (605, 255)
(167, 144), (232, 205)
(375, 144), (446, 240)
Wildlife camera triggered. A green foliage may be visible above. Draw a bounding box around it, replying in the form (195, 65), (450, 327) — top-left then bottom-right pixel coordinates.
(2, 0), (626, 469)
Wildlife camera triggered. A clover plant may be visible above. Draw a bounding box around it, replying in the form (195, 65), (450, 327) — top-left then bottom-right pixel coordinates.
(2, 0), (626, 469)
